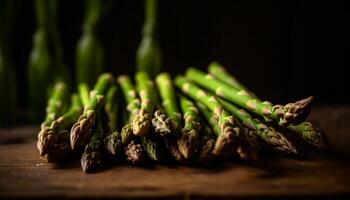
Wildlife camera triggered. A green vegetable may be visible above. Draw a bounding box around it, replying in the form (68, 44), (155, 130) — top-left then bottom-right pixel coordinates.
(185, 68), (313, 126)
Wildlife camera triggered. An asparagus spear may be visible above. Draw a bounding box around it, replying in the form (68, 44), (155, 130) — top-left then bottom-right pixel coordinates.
(37, 82), (69, 155)
(208, 62), (258, 99)
(78, 83), (90, 105)
(136, 0), (162, 77)
(196, 101), (258, 160)
(117, 75), (140, 144)
(217, 98), (297, 154)
(118, 75), (163, 162)
(81, 110), (104, 173)
(41, 82), (69, 128)
(185, 68), (313, 127)
(196, 123), (216, 165)
(175, 76), (255, 159)
(209, 62), (326, 149)
(133, 71), (156, 136)
(178, 94), (201, 159)
(125, 139), (145, 165)
(38, 94), (83, 162)
(152, 109), (173, 136)
(70, 73), (114, 150)
(103, 85), (123, 155)
(155, 73), (182, 134)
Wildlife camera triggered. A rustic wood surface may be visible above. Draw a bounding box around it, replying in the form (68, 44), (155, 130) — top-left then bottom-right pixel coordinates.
(1, 105), (350, 199)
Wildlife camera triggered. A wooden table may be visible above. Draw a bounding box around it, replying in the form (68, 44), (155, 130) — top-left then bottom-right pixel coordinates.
(1, 105), (350, 199)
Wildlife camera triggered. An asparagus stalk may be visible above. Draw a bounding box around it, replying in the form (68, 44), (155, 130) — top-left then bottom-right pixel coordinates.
(81, 110), (104, 173)
(118, 75), (163, 162)
(117, 75), (140, 144)
(41, 82), (69, 129)
(197, 124), (216, 165)
(155, 73), (182, 134)
(217, 98), (297, 154)
(196, 101), (258, 160)
(175, 76), (254, 159)
(185, 68), (313, 127)
(70, 73), (114, 150)
(37, 83), (72, 156)
(208, 62), (258, 98)
(103, 85), (123, 155)
(209, 62), (326, 149)
(178, 94), (201, 159)
(136, 0), (162, 77)
(78, 83), (90, 105)
(133, 71), (156, 136)
(37, 94), (83, 162)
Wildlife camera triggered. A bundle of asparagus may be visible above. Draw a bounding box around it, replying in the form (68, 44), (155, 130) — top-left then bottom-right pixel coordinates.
(37, 65), (326, 173)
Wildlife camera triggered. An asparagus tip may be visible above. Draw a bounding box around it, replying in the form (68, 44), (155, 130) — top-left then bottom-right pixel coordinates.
(132, 109), (152, 136)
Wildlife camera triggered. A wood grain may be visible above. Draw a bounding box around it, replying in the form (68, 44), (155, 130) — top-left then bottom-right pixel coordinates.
(0, 106), (350, 199)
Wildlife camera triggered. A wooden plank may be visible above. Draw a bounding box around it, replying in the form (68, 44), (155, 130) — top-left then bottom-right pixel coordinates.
(0, 106), (350, 199)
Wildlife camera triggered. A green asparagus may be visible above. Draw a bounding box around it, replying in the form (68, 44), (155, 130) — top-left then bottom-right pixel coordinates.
(70, 73), (114, 150)
(38, 94), (82, 160)
(178, 94), (201, 159)
(217, 98), (297, 154)
(103, 85), (123, 155)
(209, 62), (325, 149)
(175, 76), (255, 159)
(133, 71), (156, 136)
(155, 73), (182, 133)
(81, 111), (104, 173)
(186, 68), (313, 126)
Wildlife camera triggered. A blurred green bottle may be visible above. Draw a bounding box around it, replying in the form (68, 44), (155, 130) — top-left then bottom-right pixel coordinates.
(136, 0), (162, 77)
(76, 0), (112, 87)
(28, 0), (70, 121)
(0, 0), (16, 126)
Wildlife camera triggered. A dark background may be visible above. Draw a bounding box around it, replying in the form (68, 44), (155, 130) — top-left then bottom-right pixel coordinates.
(11, 0), (349, 110)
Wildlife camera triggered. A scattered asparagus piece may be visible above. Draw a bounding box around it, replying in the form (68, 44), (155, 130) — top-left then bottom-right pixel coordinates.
(81, 111), (104, 173)
(136, 0), (162, 77)
(133, 71), (156, 136)
(70, 73), (114, 150)
(125, 139), (145, 165)
(178, 94), (201, 159)
(38, 94), (83, 161)
(217, 98), (297, 154)
(186, 68), (313, 126)
(175, 76), (255, 159)
(209, 62), (325, 149)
